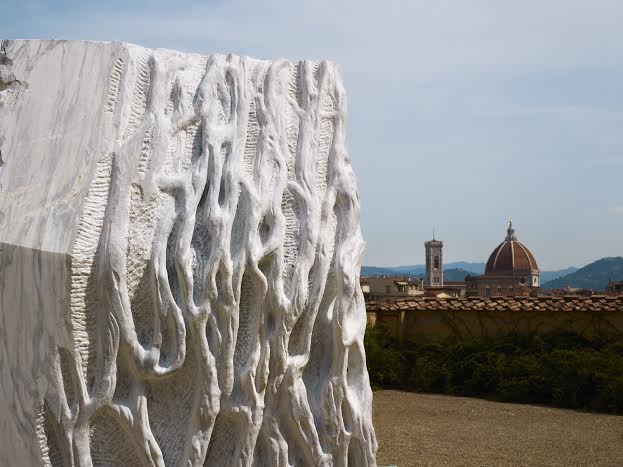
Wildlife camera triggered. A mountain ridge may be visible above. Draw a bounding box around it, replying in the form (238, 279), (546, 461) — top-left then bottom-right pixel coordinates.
(541, 257), (623, 291)
(361, 262), (485, 278)
(361, 262), (578, 283)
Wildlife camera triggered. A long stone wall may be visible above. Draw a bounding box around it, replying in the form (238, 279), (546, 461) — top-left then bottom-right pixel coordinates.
(367, 297), (623, 343)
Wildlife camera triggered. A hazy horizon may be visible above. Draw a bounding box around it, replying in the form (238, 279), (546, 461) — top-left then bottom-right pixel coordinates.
(362, 258), (619, 271)
(3, 0), (622, 270)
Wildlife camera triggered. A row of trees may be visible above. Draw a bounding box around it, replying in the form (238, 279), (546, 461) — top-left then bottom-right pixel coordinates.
(364, 327), (623, 414)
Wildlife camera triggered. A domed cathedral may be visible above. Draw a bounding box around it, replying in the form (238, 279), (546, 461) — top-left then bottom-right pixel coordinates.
(466, 220), (540, 297)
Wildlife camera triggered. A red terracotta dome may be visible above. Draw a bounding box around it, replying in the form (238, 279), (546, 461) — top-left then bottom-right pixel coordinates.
(485, 221), (538, 275)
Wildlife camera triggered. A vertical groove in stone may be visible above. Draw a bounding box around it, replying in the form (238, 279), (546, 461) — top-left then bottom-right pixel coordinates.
(69, 153), (114, 383)
(105, 57), (124, 114)
(122, 50), (151, 141)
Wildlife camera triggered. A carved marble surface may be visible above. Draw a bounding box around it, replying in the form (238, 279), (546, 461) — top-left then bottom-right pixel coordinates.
(0, 40), (377, 466)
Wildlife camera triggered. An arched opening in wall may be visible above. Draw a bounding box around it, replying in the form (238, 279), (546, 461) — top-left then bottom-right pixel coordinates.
(191, 177), (212, 306)
(258, 215), (271, 246)
(348, 434), (365, 467)
(112, 348), (132, 403)
(434, 256), (440, 270)
(57, 347), (77, 408)
(166, 220), (182, 307)
(203, 412), (237, 465)
(233, 269), (261, 371)
(288, 258), (319, 357)
(302, 289), (337, 453)
(148, 342), (198, 465)
(280, 186), (301, 297)
(216, 71), (234, 125)
(346, 343), (365, 401)
(217, 156), (229, 208)
(90, 407), (142, 466)
(130, 260), (156, 347)
(158, 301), (179, 367)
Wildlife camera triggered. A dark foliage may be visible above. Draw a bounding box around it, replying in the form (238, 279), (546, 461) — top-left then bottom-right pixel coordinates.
(364, 327), (623, 414)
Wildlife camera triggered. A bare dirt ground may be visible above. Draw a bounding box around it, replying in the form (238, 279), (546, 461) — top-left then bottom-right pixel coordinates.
(373, 390), (623, 467)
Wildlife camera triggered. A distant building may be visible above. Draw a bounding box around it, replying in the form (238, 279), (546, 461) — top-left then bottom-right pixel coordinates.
(424, 237), (443, 287)
(607, 280), (623, 296)
(428, 281), (466, 298)
(361, 276), (424, 302)
(540, 286), (595, 297)
(423, 236), (466, 297)
(465, 220), (540, 297)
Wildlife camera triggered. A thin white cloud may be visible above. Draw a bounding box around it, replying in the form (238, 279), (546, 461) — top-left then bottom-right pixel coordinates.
(609, 206), (623, 215)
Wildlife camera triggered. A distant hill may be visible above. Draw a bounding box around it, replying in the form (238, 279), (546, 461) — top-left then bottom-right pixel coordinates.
(361, 262), (576, 283)
(360, 266), (406, 277)
(384, 264), (427, 276)
(446, 262), (485, 274)
(443, 268), (474, 282)
(361, 262), (484, 278)
(542, 257), (623, 291)
(540, 267), (579, 283)
(439, 266), (578, 283)
(360, 265), (425, 278)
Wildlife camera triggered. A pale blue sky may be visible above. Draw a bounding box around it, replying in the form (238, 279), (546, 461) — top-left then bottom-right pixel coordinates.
(4, 0), (622, 269)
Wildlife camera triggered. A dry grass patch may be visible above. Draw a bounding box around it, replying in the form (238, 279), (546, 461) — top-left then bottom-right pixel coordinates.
(373, 390), (623, 467)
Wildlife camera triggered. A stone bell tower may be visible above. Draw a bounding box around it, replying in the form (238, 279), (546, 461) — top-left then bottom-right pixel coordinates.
(425, 233), (443, 287)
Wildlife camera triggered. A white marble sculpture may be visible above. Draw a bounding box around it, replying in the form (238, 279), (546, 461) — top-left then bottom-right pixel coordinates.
(0, 40), (377, 466)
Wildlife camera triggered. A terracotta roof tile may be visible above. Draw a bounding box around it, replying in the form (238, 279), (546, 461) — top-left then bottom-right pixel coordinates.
(366, 297), (623, 313)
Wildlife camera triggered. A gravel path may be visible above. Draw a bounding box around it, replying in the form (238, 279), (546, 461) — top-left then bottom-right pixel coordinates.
(373, 390), (623, 467)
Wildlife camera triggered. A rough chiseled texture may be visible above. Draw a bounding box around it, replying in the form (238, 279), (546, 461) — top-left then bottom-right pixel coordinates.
(0, 40), (377, 466)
